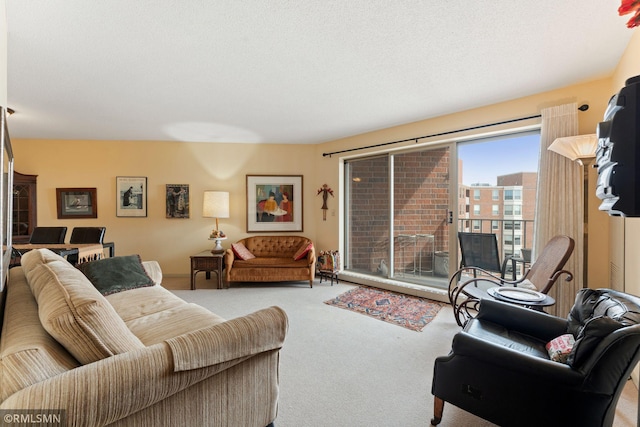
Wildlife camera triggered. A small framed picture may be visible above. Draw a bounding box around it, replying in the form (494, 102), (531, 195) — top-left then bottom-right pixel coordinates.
(166, 184), (189, 218)
(56, 188), (98, 219)
(116, 176), (147, 217)
(246, 175), (303, 232)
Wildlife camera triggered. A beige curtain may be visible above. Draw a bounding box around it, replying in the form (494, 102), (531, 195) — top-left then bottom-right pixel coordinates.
(533, 103), (582, 317)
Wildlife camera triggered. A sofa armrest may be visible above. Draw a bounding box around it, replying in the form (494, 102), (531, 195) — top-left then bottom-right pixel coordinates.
(142, 260), (162, 286)
(166, 306), (288, 371)
(0, 307), (288, 425)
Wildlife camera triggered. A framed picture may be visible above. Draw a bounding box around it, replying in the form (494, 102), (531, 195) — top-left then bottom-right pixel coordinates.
(116, 176), (147, 217)
(247, 175), (303, 232)
(56, 188), (98, 219)
(166, 184), (190, 218)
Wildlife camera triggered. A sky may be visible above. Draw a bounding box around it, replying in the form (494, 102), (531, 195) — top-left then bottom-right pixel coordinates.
(458, 133), (540, 186)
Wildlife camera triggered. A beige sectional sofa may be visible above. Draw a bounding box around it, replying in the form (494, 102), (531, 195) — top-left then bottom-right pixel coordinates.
(225, 235), (316, 287)
(0, 249), (288, 427)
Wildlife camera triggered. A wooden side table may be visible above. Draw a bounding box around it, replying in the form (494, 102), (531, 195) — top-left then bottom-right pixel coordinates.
(190, 251), (225, 290)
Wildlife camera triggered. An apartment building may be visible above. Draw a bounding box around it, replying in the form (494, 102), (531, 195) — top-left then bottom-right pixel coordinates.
(460, 172), (537, 262)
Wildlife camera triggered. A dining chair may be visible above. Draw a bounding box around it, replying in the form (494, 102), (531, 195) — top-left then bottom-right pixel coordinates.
(66, 227), (106, 265)
(29, 226), (67, 244)
(10, 226), (68, 267)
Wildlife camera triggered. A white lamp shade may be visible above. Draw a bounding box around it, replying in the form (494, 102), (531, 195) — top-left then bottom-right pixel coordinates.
(548, 134), (598, 161)
(203, 191), (230, 218)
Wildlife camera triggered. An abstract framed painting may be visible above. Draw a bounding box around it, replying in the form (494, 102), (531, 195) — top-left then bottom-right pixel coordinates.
(246, 175), (303, 232)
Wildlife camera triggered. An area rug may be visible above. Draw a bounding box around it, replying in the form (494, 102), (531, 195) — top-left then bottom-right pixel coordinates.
(324, 286), (444, 332)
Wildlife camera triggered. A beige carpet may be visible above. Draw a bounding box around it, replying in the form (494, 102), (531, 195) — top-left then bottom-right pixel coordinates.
(165, 275), (638, 427)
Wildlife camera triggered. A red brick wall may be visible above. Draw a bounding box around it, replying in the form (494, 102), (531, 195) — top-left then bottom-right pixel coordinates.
(347, 149), (450, 274)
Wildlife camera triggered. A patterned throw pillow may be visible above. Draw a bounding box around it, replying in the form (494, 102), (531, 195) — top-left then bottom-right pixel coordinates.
(232, 242), (255, 260)
(546, 334), (575, 363)
(293, 242), (313, 261)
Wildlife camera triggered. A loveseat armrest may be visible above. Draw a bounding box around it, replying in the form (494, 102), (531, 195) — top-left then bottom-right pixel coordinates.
(307, 245), (316, 268)
(166, 306), (288, 371)
(475, 298), (568, 341)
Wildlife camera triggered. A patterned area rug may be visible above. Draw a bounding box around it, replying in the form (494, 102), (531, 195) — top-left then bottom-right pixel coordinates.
(324, 286), (444, 332)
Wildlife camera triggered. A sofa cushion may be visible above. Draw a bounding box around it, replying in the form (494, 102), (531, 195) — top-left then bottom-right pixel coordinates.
(125, 303), (226, 345)
(293, 242), (313, 261)
(243, 236), (312, 258)
(21, 249), (145, 365)
(77, 254), (155, 296)
(233, 257), (308, 268)
(0, 267), (80, 401)
(106, 285), (185, 322)
(232, 243), (255, 260)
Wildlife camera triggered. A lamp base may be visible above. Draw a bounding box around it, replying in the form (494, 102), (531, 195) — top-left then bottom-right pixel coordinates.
(210, 237), (226, 254)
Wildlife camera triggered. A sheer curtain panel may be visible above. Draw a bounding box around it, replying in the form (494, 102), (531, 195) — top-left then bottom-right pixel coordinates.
(533, 103), (582, 317)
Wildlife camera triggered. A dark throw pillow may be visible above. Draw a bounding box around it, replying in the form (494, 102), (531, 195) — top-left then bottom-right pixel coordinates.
(77, 254), (155, 296)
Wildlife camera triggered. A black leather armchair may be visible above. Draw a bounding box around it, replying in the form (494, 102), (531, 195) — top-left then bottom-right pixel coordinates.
(431, 288), (640, 427)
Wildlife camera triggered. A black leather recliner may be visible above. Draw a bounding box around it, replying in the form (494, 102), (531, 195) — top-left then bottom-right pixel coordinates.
(431, 288), (640, 427)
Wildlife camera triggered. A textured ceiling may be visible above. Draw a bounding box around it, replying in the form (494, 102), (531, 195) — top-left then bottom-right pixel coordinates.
(4, 1), (635, 144)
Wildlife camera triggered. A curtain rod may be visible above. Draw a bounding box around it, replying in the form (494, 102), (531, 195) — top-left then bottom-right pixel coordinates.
(322, 114), (543, 157)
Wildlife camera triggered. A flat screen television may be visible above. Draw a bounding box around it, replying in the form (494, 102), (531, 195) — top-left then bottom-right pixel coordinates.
(595, 75), (640, 216)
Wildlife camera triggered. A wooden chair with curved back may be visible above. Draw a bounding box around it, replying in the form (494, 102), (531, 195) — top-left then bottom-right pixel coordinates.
(448, 235), (575, 326)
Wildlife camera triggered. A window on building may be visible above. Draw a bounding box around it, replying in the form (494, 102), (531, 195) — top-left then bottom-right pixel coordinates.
(492, 205), (499, 215)
(505, 205), (513, 216)
(492, 189), (499, 200)
(505, 189), (513, 200)
(473, 205), (480, 215)
(492, 220), (499, 230)
(474, 189), (480, 200)
(473, 220), (480, 230)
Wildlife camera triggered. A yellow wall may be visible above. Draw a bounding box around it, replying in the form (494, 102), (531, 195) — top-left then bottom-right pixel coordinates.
(14, 140), (317, 274)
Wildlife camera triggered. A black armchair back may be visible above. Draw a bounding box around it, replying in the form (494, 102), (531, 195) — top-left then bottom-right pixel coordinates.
(431, 288), (640, 427)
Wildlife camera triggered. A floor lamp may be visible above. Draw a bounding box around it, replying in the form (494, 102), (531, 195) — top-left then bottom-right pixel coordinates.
(548, 134), (598, 288)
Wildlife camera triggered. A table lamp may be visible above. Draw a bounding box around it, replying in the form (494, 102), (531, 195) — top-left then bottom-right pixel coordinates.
(203, 191), (229, 253)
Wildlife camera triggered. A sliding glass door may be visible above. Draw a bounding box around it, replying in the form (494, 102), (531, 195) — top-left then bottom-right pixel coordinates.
(344, 144), (453, 289)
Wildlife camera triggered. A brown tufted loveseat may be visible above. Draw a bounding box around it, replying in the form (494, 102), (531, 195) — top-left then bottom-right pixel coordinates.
(225, 235), (316, 287)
